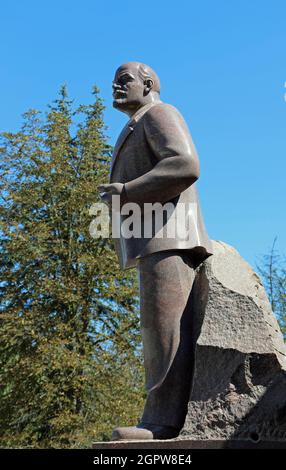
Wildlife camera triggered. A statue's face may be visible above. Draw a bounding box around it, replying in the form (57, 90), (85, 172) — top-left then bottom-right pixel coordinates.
(112, 64), (146, 114)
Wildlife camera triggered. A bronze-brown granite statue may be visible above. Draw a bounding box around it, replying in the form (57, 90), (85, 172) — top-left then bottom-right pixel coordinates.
(99, 62), (213, 440)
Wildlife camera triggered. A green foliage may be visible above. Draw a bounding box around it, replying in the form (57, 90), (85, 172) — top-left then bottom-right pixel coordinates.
(0, 88), (144, 448)
(257, 238), (286, 337)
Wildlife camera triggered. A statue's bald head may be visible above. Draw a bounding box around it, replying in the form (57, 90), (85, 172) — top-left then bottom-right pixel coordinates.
(113, 62), (161, 116)
(116, 62), (160, 94)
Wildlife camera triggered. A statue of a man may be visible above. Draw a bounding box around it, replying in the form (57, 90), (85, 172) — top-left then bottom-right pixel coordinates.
(99, 62), (213, 440)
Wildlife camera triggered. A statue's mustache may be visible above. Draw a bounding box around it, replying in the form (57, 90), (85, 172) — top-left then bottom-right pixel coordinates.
(113, 89), (127, 99)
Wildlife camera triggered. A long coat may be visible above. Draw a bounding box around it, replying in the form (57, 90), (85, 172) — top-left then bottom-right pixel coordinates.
(110, 101), (213, 269)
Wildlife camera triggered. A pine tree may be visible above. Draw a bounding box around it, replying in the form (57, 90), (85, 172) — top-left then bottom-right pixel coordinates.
(0, 87), (144, 448)
(257, 239), (286, 338)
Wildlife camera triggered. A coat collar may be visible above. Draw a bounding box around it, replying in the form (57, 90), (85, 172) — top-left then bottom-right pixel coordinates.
(110, 101), (161, 175)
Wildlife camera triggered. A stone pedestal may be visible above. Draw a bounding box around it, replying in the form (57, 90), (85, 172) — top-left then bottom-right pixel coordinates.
(180, 241), (286, 441)
(92, 439), (286, 449)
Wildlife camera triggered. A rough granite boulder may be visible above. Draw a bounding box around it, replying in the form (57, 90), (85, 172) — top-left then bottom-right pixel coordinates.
(180, 240), (286, 442)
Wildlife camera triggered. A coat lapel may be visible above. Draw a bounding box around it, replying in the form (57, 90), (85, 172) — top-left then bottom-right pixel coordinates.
(110, 101), (160, 176)
(110, 122), (134, 172)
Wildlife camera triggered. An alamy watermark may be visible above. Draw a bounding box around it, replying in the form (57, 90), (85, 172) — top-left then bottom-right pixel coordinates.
(89, 196), (198, 242)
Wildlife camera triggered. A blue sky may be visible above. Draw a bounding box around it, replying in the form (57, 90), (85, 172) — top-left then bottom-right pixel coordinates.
(0, 0), (285, 268)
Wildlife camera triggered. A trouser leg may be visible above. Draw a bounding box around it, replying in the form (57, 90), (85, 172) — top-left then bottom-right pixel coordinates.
(138, 250), (195, 429)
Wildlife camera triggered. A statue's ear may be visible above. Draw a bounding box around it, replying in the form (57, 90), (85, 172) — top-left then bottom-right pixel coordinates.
(144, 78), (154, 95)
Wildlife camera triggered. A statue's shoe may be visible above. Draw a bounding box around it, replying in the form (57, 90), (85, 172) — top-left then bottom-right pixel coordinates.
(111, 424), (179, 441)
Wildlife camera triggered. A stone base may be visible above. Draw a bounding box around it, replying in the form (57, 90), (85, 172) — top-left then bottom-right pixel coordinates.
(181, 241), (286, 441)
(92, 439), (286, 449)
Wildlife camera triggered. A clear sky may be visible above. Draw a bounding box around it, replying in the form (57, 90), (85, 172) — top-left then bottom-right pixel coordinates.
(1, 0), (285, 268)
